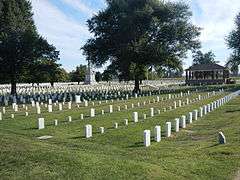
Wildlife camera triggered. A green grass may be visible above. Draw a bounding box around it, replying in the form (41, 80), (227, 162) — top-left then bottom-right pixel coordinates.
(0, 90), (240, 179)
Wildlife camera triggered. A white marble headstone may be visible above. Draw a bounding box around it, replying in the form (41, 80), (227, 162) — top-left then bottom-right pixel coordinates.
(85, 124), (92, 138)
(144, 130), (151, 147)
(133, 112), (138, 122)
(175, 118), (179, 132)
(90, 108), (95, 117)
(38, 118), (45, 129)
(154, 126), (161, 142)
(166, 122), (171, 137)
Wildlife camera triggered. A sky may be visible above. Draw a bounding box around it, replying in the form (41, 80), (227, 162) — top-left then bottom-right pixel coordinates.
(30, 0), (240, 72)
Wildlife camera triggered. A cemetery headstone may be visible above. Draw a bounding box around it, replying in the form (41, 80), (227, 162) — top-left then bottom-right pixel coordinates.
(154, 126), (161, 142)
(166, 122), (171, 137)
(175, 118), (179, 132)
(100, 127), (104, 134)
(133, 112), (138, 123)
(143, 130), (151, 147)
(54, 119), (58, 126)
(38, 118), (45, 129)
(150, 108), (154, 117)
(90, 108), (95, 117)
(180, 115), (186, 128)
(124, 119), (128, 125)
(85, 124), (92, 138)
(218, 131), (226, 144)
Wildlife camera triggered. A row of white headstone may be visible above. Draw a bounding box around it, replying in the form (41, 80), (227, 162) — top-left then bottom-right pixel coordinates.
(38, 115), (74, 129)
(0, 90), (218, 131)
(0, 83), (190, 106)
(37, 91), (191, 113)
(0, 82), (138, 96)
(32, 92), (218, 129)
(83, 91), (219, 138)
(84, 91), (218, 119)
(35, 91), (193, 122)
(143, 91), (238, 147)
(36, 90), (229, 143)
(36, 93), (206, 129)
(132, 92), (218, 123)
(2, 91), (189, 116)
(1, 89), (219, 121)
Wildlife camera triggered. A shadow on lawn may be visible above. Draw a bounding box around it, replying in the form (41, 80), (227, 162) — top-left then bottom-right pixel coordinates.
(127, 141), (143, 148)
(69, 131), (100, 139)
(205, 143), (220, 148)
(23, 122), (60, 130)
(225, 109), (240, 113)
(24, 127), (38, 130)
(69, 136), (84, 139)
(127, 137), (156, 148)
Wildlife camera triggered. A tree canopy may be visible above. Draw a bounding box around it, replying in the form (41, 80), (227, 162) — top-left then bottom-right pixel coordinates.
(95, 71), (102, 82)
(69, 65), (87, 84)
(0, 0), (59, 94)
(26, 59), (67, 86)
(226, 54), (240, 76)
(192, 50), (218, 65)
(82, 0), (200, 92)
(226, 12), (240, 75)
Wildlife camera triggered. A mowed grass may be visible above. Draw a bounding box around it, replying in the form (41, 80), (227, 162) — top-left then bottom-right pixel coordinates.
(0, 90), (240, 179)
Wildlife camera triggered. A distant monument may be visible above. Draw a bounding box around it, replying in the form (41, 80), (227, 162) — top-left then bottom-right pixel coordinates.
(84, 61), (97, 85)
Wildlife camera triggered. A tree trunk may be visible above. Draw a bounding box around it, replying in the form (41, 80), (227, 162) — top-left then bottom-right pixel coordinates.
(133, 77), (140, 93)
(11, 79), (17, 95)
(50, 82), (54, 87)
(10, 64), (17, 95)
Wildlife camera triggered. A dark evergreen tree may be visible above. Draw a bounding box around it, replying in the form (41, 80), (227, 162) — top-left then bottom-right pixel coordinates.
(0, 0), (59, 94)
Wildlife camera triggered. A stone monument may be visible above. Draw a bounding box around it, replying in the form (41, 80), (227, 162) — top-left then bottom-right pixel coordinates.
(84, 61), (97, 85)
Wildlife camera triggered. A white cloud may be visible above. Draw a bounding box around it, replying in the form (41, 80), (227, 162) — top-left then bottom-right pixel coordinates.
(61, 0), (96, 16)
(30, 0), (91, 71)
(30, 0), (240, 71)
(172, 0), (240, 68)
(195, 0), (240, 43)
(194, 0), (240, 67)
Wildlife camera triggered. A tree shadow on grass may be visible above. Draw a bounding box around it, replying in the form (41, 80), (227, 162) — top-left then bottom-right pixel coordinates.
(69, 136), (85, 139)
(69, 131), (100, 140)
(127, 141), (143, 148)
(225, 109), (240, 113)
(24, 127), (38, 130)
(106, 127), (115, 130)
(127, 137), (156, 148)
(23, 123), (59, 130)
(205, 143), (220, 148)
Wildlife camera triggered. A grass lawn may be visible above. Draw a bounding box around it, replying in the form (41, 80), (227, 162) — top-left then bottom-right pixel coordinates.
(0, 89), (240, 179)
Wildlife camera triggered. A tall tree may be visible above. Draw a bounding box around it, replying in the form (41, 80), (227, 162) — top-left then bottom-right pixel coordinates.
(56, 68), (69, 83)
(226, 12), (240, 76)
(102, 69), (113, 82)
(82, 0), (200, 92)
(226, 53), (240, 76)
(95, 71), (102, 82)
(33, 59), (64, 87)
(192, 50), (217, 65)
(69, 65), (87, 84)
(0, 0), (59, 94)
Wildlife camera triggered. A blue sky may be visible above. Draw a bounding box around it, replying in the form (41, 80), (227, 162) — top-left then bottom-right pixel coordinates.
(30, 0), (240, 71)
